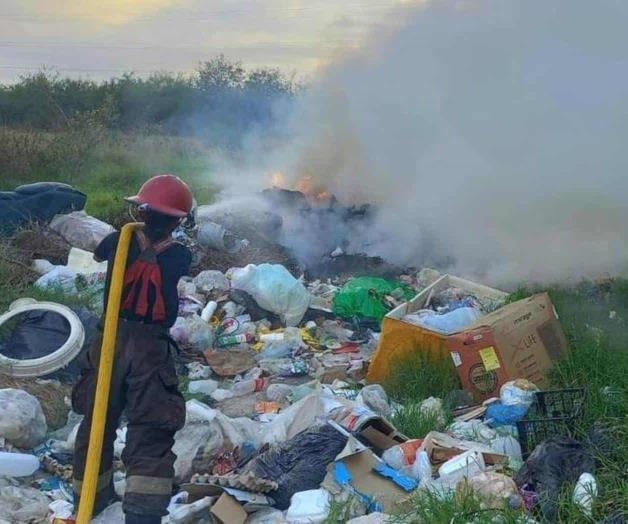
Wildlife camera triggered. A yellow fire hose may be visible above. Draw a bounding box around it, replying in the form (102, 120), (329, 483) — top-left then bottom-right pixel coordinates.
(76, 222), (142, 524)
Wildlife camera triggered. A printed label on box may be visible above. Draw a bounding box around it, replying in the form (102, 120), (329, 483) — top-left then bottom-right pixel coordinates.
(479, 346), (501, 371)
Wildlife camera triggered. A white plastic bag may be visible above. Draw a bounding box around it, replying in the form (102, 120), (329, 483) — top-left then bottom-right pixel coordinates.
(0, 389), (47, 448)
(34, 266), (78, 293)
(230, 264), (311, 326)
(49, 211), (114, 252)
(405, 307), (483, 335)
(500, 379), (539, 407)
(0, 486), (50, 522)
(170, 315), (214, 351)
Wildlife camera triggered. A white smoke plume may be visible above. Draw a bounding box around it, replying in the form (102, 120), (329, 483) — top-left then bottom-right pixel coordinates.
(215, 0), (628, 286)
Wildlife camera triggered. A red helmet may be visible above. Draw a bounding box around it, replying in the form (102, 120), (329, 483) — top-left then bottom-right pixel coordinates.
(126, 174), (193, 218)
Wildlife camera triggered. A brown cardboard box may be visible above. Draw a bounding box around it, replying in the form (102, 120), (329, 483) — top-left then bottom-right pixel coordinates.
(180, 484), (273, 524)
(448, 293), (568, 400)
(211, 493), (247, 524)
(322, 434), (411, 513)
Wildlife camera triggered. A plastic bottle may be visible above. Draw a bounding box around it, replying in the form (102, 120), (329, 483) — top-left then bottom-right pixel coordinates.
(573, 472), (597, 517)
(260, 332), (285, 342)
(0, 451), (40, 476)
(231, 378), (268, 397)
(188, 379), (219, 395)
(200, 301), (218, 322)
(266, 383), (295, 402)
(216, 333), (255, 347)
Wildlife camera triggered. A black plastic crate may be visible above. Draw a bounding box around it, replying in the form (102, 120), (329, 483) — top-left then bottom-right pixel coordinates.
(516, 388), (586, 459)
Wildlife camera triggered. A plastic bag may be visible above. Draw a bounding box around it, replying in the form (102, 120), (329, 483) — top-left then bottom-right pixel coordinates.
(243, 424), (348, 509)
(193, 270), (230, 293)
(49, 210), (114, 251)
(404, 307), (483, 335)
(500, 379), (539, 407)
(382, 440), (423, 471)
(459, 471), (522, 509)
(448, 420), (497, 444)
(0, 486), (50, 522)
(489, 435), (523, 464)
(231, 264), (310, 326)
(266, 383), (295, 402)
(357, 384), (391, 418)
(92, 502), (124, 524)
(332, 277), (414, 322)
(0, 389), (47, 448)
(515, 437), (595, 521)
(170, 315), (214, 351)
(485, 401), (529, 427)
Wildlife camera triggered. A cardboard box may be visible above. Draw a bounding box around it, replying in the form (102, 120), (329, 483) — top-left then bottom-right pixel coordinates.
(420, 431), (508, 473)
(211, 493), (247, 524)
(368, 274), (508, 383)
(180, 484), (274, 524)
(323, 434), (411, 513)
(448, 293), (568, 399)
(335, 407), (407, 454)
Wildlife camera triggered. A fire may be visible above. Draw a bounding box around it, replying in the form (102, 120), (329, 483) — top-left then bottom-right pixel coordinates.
(269, 171), (286, 187)
(295, 175), (330, 202)
(269, 172), (330, 203)
(295, 175), (314, 195)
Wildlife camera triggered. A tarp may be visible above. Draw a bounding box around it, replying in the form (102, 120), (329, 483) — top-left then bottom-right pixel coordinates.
(0, 182), (86, 235)
(367, 274), (507, 384)
(332, 277), (414, 322)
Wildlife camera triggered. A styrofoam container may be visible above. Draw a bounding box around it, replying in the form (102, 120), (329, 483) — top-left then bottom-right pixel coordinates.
(286, 489), (330, 524)
(437, 449), (486, 479)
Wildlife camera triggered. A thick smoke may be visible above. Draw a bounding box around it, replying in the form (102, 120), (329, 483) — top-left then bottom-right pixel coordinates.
(217, 0), (628, 286)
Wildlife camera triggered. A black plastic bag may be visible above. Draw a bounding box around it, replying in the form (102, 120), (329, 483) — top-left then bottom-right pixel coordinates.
(243, 424), (347, 509)
(515, 437), (595, 521)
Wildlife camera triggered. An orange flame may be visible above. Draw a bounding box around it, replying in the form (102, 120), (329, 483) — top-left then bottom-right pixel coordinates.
(269, 171), (286, 188)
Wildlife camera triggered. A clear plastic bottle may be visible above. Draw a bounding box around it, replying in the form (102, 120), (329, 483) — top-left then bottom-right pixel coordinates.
(231, 378), (268, 397)
(0, 451), (40, 476)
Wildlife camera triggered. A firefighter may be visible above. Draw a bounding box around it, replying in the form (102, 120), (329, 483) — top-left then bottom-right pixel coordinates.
(72, 174), (194, 524)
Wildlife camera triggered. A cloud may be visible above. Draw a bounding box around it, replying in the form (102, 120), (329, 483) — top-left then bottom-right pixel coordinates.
(15, 0), (188, 24)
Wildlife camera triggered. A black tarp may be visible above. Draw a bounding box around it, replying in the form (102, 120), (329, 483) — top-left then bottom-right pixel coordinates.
(0, 182), (86, 234)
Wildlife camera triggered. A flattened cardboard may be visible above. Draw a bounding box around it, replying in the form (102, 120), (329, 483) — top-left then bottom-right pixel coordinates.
(210, 492), (247, 524)
(181, 483), (273, 511)
(328, 435), (411, 513)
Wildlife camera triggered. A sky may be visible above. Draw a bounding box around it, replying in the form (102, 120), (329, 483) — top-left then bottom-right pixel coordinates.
(0, 0), (422, 83)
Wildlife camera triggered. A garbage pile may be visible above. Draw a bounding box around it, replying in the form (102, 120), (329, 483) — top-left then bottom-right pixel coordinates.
(0, 182), (604, 523)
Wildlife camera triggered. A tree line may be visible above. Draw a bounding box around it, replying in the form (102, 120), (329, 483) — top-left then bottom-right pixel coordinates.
(0, 55), (299, 148)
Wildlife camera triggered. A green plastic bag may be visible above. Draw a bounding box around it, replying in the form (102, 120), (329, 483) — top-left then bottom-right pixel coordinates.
(332, 277), (415, 322)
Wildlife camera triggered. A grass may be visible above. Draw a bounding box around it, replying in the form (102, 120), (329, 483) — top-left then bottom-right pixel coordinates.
(384, 350), (461, 404)
(391, 402), (452, 439)
(0, 127), (218, 226)
(378, 280), (628, 523)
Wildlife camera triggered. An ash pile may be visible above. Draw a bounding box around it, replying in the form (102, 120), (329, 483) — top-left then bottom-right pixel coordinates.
(190, 187), (404, 280)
